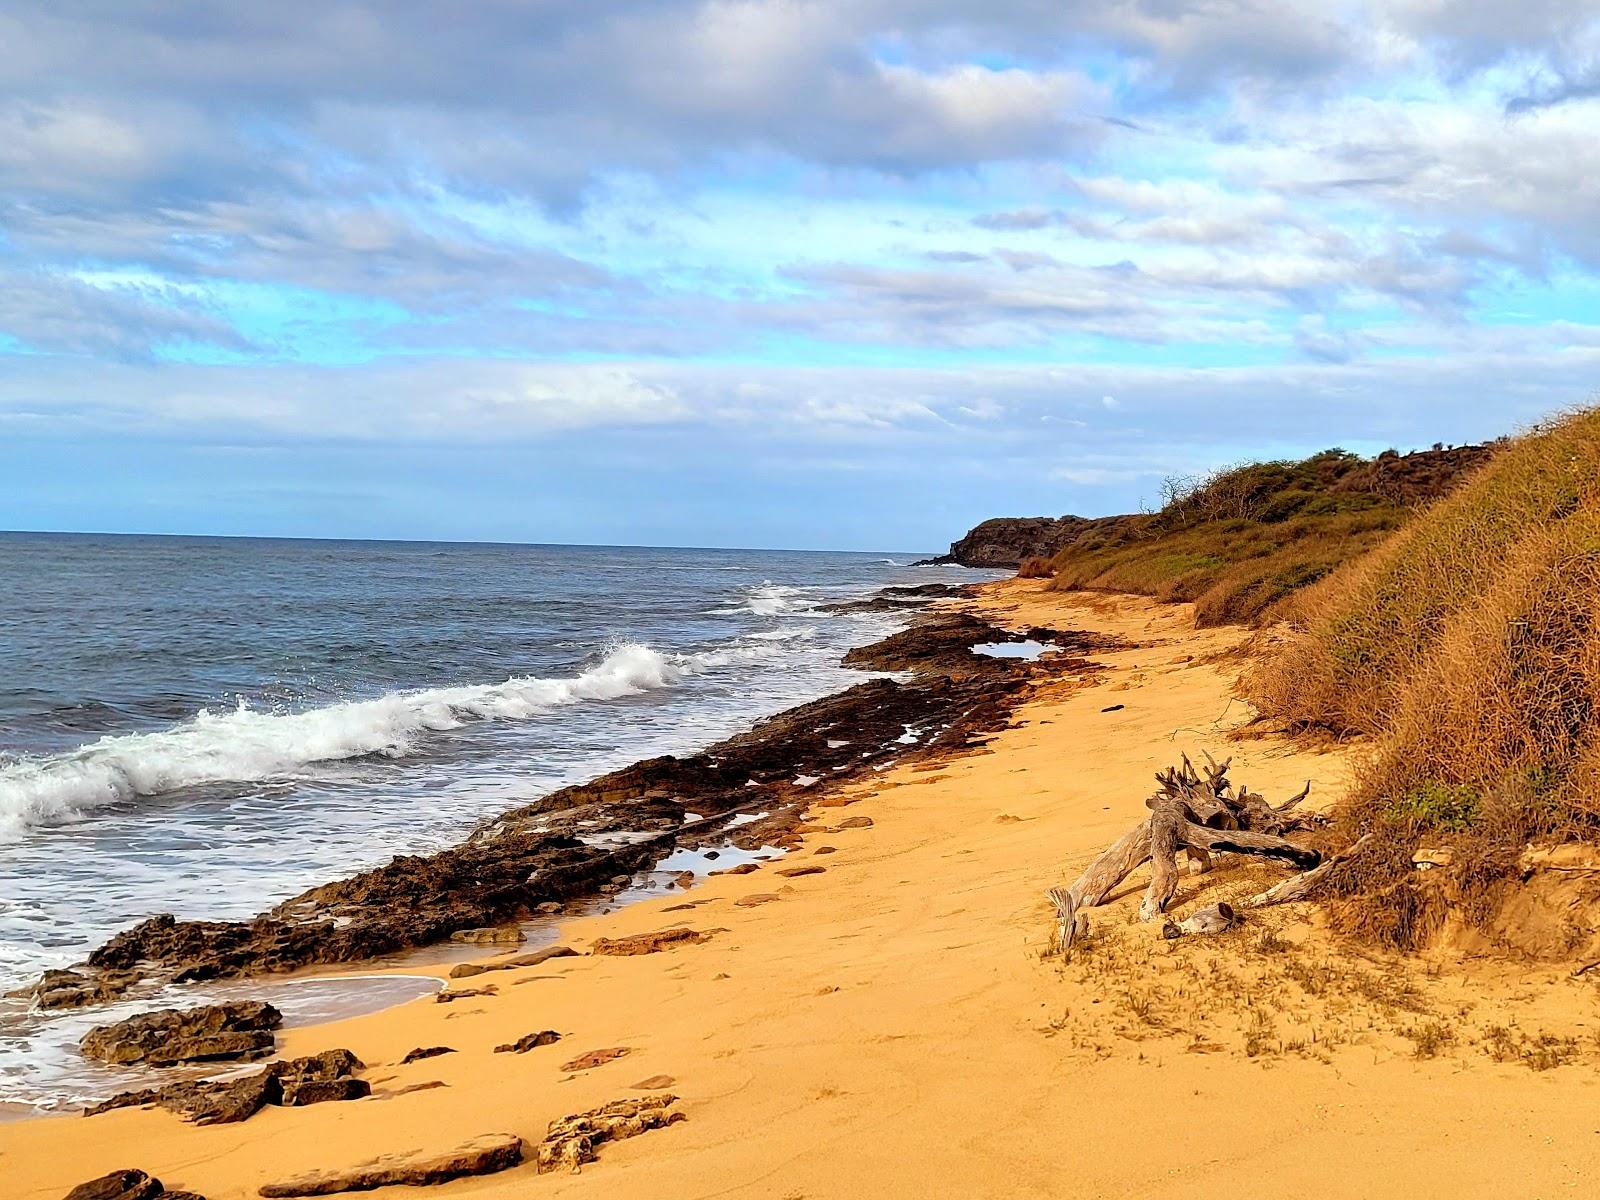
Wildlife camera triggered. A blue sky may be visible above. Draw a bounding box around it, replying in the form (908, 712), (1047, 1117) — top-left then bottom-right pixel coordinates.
(2, 3), (1599, 550)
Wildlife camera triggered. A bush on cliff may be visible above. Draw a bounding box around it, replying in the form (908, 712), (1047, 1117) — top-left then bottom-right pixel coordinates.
(1041, 445), (1492, 625)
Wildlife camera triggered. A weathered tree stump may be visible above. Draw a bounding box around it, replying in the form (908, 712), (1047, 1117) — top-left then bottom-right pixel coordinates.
(1049, 754), (1329, 952)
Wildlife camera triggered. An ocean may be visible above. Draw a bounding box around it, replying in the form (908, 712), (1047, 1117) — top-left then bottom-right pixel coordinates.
(0, 534), (983, 996)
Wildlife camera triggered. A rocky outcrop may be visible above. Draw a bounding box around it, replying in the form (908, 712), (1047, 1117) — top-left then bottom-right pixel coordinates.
(920, 516), (1100, 568)
(535, 1095), (681, 1174)
(257, 1133), (525, 1197)
(79, 1001), (281, 1067)
(84, 1049), (365, 1125)
(494, 1030), (560, 1054)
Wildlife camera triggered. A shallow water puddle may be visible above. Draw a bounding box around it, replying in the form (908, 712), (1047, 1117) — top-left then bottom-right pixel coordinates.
(973, 640), (1052, 660)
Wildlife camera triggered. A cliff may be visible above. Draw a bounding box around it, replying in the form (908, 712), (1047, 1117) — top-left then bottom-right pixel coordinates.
(922, 516), (1103, 568)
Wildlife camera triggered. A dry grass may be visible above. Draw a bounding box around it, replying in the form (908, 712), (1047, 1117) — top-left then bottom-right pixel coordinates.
(1246, 408), (1600, 945)
(1016, 555), (1055, 579)
(1041, 446), (1490, 626)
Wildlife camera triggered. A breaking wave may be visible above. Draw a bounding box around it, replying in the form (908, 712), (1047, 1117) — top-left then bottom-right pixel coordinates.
(715, 581), (807, 617)
(0, 641), (758, 839)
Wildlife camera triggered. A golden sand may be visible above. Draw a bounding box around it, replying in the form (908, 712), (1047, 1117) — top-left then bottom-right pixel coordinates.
(9, 582), (1600, 1199)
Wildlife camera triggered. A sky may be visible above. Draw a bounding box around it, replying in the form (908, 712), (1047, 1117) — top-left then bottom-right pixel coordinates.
(2, 2), (1599, 551)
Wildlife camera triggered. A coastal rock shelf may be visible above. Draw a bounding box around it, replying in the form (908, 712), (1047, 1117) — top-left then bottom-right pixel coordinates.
(21, 601), (1123, 1007)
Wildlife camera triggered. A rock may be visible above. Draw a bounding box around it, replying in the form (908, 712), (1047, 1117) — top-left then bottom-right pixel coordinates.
(776, 866), (824, 878)
(85, 1048), (364, 1125)
(435, 986), (495, 1003)
(63, 1169), (165, 1200)
(28, 968), (139, 1010)
(87, 1071), (280, 1126)
(535, 901), (564, 914)
(400, 1046), (455, 1064)
(589, 929), (709, 956)
(272, 1048), (363, 1081)
(447, 927), (525, 945)
(834, 816), (874, 830)
(920, 515), (1100, 568)
(494, 1030), (560, 1054)
(733, 893), (779, 907)
(257, 1133), (525, 1197)
(535, 1095), (681, 1174)
(709, 862), (759, 876)
(811, 846), (837, 855)
(629, 1075), (675, 1090)
(448, 944), (577, 979)
(672, 870), (696, 888)
(560, 1047), (630, 1072)
(281, 1078), (370, 1107)
(80, 1001), (281, 1067)
(61, 1171), (206, 1200)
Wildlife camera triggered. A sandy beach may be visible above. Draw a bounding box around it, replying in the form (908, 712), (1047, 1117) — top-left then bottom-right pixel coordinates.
(13, 581), (1600, 1199)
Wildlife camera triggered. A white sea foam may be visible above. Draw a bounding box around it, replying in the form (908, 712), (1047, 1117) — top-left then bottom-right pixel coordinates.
(714, 581), (805, 617)
(0, 641), (760, 840)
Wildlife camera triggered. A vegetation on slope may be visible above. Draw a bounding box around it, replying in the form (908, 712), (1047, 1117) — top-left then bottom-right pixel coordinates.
(1248, 409), (1600, 948)
(1040, 444), (1494, 625)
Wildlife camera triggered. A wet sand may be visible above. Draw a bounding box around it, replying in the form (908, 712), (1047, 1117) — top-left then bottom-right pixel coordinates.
(8, 582), (1600, 1199)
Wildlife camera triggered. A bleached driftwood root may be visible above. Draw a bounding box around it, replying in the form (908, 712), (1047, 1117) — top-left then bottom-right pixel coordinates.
(1048, 754), (1331, 952)
(1243, 833), (1372, 908)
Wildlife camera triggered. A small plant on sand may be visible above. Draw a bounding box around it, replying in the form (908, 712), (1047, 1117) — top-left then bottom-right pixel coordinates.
(1244, 1009), (1276, 1058)
(1406, 1021), (1455, 1060)
(1254, 928), (1292, 955)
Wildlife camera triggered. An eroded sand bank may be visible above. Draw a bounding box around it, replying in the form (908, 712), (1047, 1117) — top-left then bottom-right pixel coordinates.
(9, 583), (1600, 1199)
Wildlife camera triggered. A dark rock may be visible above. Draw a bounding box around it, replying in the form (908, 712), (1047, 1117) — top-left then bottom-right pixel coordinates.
(63, 1168), (165, 1200)
(258, 1133), (525, 1196)
(733, 893), (780, 907)
(84, 1047), (365, 1125)
(494, 1030), (560, 1053)
(776, 865), (825, 878)
(86, 1071), (281, 1125)
(400, 1046), (455, 1064)
(27, 967), (140, 1010)
(79, 1001), (281, 1066)
(281, 1078), (370, 1106)
(709, 862), (759, 876)
(271, 1048), (363, 1081)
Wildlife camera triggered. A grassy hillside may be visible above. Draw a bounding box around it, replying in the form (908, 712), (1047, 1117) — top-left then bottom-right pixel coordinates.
(1247, 409), (1600, 946)
(1041, 444), (1494, 625)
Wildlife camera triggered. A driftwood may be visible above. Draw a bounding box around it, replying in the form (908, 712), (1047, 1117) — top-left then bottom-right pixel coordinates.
(1049, 754), (1327, 952)
(1243, 833), (1372, 908)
